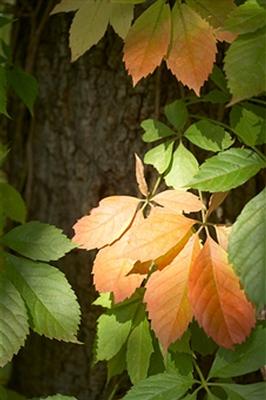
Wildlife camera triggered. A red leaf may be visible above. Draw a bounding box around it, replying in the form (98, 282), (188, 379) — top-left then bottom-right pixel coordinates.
(123, 0), (171, 85)
(189, 237), (255, 348)
(144, 235), (200, 350)
(72, 195), (139, 250)
(167, 3), (217, 95)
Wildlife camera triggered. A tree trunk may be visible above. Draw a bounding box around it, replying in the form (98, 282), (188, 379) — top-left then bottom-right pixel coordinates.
(3, 1), (263, 399)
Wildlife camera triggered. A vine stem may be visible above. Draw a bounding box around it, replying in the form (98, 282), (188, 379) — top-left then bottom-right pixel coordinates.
(198, 190), (210, 236)
(192, 358), (212, 396)
(150, 175), (162, 198)
(190, 114), (266, 164)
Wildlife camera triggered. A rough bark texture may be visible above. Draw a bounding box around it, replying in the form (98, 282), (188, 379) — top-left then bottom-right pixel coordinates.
(3, 1), (263, 399)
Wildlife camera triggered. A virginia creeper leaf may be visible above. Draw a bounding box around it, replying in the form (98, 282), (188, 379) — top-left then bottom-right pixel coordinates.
(2, 221), (75, 261)
(73, 195), (139, 250)
(224, 0), (266, 34)
(126, 318), (153, 384)
(92, 292), (112, 308)
(141, 119), (175, 143)
(123, 372), (194, 400)
(228, 188), (266, 308)
(144, 140), (174, 174)
(123, 0), (171, 85)
(206, 192), (228, 219)
(215, 225), (231, 251)
(190, 322), (217, 356)
(189, 237), (255, 348)
(164, 100), (188, 130)
(230, 105), (263, 146)
(5, 253), (80, 342)
(167, 3), (217, 95)
(70, 0), (111, 61)
(153, 189), (204, 213)
(209, 325), (266, 378)
(135, 153), (148, 197)
(144, 236), (200, 350)
(107, 345), (127, 381)
(0, 182), (26, 223)
(110, 2), (134, 39)
(184, 121), (233, 152)
(210, 65), (229, 94)
(0, 273), (29, 367)
(51, 0), (84, 14)
(165, 142), (199, 189)
(188, 148), (265, 192)
(224, 27), (266, 103)
(221, 383), (266, 400)
(7, 67), (38, 115)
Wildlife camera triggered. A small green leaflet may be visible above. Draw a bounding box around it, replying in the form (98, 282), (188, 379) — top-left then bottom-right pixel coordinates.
(126, 318), (153, 384)
(5, 253), (80, 342)
(230, 105), (264, 146)
(96, 313), (132, 361)
(184, 120), (233, 152)
(141, 119), (175, 142)
(165, 142), (199, 188)
(203, 89), (230, 104)
(2, 221), (76, 261)
(224, 27), (266, 103)
(228, 188), (266, 308)
(7, 67), (38, 115)
(0, 65), (8, 116)
(110, 3), (134, 39)
(164, 100), (188, 130)
(221, 383), (266, 400)
(92, 292), (112, 308)
(51, 0), (84, 14)
(190, 322), (217, 356)
(0, 273), (29, 367)
(224, 0), (266, 34)
(123, 372), (194, 400)
(210, 66), (229, 94)
(107, 345), (126, 382)
(188, 148), (265, 192)
(0, 182), (26, 223)
(144, 140), (174, 174)
(209, 325), (266, 378)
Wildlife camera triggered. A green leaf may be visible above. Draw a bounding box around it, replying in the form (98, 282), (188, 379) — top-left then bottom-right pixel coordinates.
(190, 322), (217, 356)
(7, 67), (38, 114)
(184, 120), (233, 152)
(165, 142), (199, 188)
(209, 325), (266, 378)
(167, 352), (193, 376)
(92, 292), (112, 308)
(164, 100), (188, 130)
(169, 329), (191, 354)
(0, 65), (8, 116)
(188, 148), (265, 192)
(5, 253), (80, 342)
(2, 221), (76, 261)
(51, 0), (84, 14)
(141, 119), (175, 142)
(107, 345), (127, 381)
(126, 318), (153, 384)
(110, 3), (134, 39)
(0, 363), (12, 385)
(224, 0), (266, 34)
(210, 65), (229, 94)
(0, 273), (29, 367)
(224, 27), (266, 103)
(230, 106), (263, 146)
(0, 183), (26, 223)
(96, 313), (132, 361)
(70, 0), (111, 61)
(228, 188), (266, 308)
(203, 89), (230, 104)
(221, 383), (266, 400)
(144, 140), (174, 174)
(124, 372), (194, 400)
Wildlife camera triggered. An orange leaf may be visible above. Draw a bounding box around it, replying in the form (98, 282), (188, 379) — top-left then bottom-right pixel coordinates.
(124, 207), (196, 263)
(72, 195), (139, 250)
(153, 189), (204, 214)
(93, 211), (146, 302)
(189, 237), (255, 348)
(215, 225), (232, 251)
(206, 192), (228, 219)
(214, 29), (237, 43)
(123, 0), (171, 85)
(144, 235), (201, 351)
(166, 3), (217, 95)
(135, 153), (149, 197)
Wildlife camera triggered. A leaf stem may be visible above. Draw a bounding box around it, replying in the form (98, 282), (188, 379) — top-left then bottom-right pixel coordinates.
(150, 175), (162, 198)
(198, 190), (210, 236)
(192, 358), (212, 396)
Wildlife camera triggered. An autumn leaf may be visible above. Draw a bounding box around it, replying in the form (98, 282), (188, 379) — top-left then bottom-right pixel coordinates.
(189, 237), (255, 348)
(123, 207), (196, 263)
(135, 153), (148, 197)
(167, 3), (217, 95)
(72, 195), (139, 250)
(206, 192), (228, 219)
(215, 225), (232, 251)
(123, 0), (171, 85)
(144, 235), (200, 350)
(153, 189), (204, 214)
